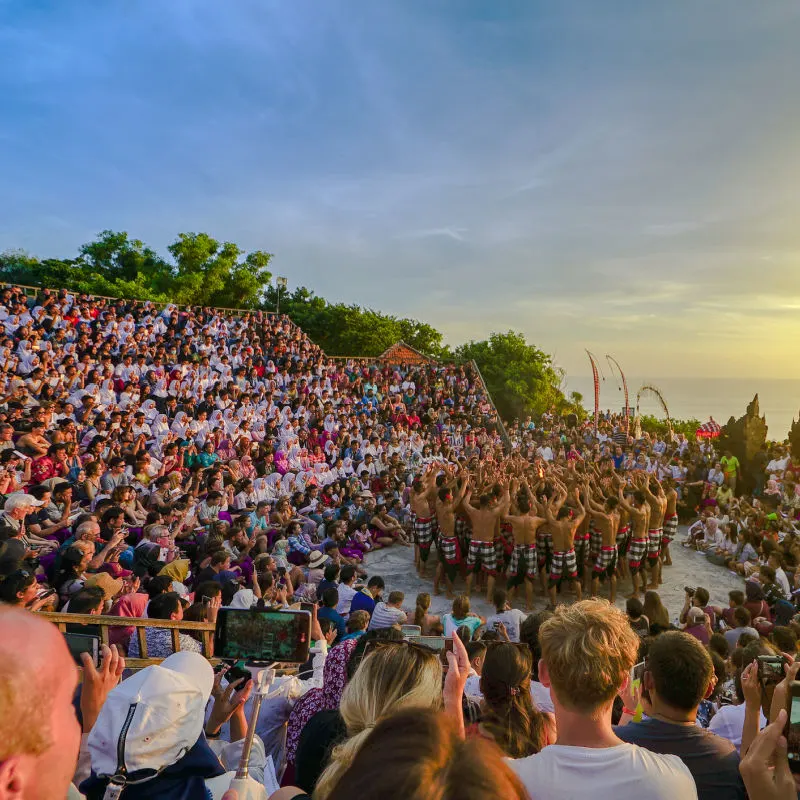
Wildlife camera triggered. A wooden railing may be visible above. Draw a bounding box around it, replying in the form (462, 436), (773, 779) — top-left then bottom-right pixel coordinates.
(42, 612), (217, 669)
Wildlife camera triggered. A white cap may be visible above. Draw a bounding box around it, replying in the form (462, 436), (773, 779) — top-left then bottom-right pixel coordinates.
(4, 492), (44, 511)
(88, 651), (214, 778)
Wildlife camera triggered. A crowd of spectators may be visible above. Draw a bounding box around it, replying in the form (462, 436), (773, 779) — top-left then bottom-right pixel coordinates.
(2, 284), (800, 799)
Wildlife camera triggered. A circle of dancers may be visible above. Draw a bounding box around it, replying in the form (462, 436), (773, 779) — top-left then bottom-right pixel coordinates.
(409, 456), (679, 608)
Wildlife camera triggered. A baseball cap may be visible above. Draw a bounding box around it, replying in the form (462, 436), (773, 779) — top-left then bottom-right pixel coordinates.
(3, 492), (43, 511)
(88, 652), (214, 780)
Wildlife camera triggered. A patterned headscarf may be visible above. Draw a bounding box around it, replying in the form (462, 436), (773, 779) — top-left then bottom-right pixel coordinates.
(284, 637), (358, 763)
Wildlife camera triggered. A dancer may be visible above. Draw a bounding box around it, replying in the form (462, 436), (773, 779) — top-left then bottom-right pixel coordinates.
(505, 477), (546, 610)
(463, 477), (510, 603)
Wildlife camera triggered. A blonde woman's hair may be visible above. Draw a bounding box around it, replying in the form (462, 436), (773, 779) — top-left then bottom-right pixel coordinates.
(414, 592), (431, 627)
(539, 599), (639, 716)
(313, 643), (443, 800)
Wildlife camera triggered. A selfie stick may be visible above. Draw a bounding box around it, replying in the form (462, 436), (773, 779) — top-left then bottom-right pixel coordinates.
(227, 664), (275, 796)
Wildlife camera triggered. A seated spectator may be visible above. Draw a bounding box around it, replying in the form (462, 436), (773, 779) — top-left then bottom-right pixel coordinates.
(406, 591), (441, 634)
(723, 607), (759, 650)
(368, 590), (407, 630)
(349, 575), (384, 617)
(0, 567), (54, 611)
(127, 592), (202, 659)
(626, 597), (650, 637)
(335, 564), (358, 617)
(485, 588), (527, 642)
(509, 600), (696, 799)
(615, 630), (745, 799)
(721, 590), (746, 627)
(443, 595), (484, 638)
(340, 610), (370, 642)
(682, 606), (713, 645)
(318, 587), (347, 642)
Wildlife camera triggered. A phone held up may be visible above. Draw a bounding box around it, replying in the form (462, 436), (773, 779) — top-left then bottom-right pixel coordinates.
(757, 654), (786, 688)
(214, 607), (312, 664)
(786, 680), (800, 772)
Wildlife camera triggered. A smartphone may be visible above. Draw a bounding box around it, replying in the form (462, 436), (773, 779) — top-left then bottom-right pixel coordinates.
(64, 632), (100, 668)
(37, 587), (57, 599)
(214, 608), (311, 663)
(758, 655), (786, 687)
(215, 660), (252, 689)
(630, 660), (646, 684)
(202, 595), (213, 606)
(407, 635), (454, 667)
(786, 681), (800, 771)
(300, 602), (316, 614)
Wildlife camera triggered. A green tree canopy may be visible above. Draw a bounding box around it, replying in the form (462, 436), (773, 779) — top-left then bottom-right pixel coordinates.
(1, 230), (273, 309)
(263, 284), (449, 359)
(455, 331), (576, 419)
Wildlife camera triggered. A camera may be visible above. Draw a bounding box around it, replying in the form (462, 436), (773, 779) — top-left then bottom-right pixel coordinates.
(684, 587), (695, 596)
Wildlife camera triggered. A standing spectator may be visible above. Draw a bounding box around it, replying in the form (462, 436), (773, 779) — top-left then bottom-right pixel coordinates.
(616, 631), (745, 799)
(509, 600), (696, 799)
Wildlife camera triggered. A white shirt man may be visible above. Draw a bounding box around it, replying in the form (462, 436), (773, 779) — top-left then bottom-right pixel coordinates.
(509, 600), (696, 800)
(537, 444), (554, 462)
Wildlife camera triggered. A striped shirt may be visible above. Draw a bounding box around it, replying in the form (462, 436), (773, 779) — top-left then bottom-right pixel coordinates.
(368, 602), (407, 630)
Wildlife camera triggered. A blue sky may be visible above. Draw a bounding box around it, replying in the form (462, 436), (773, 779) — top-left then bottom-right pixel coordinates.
(2, 1), (800, 378)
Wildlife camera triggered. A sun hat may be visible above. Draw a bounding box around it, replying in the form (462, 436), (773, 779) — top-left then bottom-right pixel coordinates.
(87, 652), (215, 781)
(308, 551), (328, 570)
(84, 572), (124, 601)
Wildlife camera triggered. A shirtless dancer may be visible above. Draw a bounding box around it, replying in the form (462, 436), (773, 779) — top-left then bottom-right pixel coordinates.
(617, 478), (651, 600)
(543, 481), (585, 608)
(505, 478), (546, 610)
(661, 477), (678, 567)
(587, 492), (621, 603)
(433, 476), (468, 598)
(410, 465), (438, 578)
(643, 476), (667, 589)
(464, 480), (510, 603)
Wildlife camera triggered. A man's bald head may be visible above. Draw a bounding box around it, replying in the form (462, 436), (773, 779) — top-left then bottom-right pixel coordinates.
(0, 608), (80, 799)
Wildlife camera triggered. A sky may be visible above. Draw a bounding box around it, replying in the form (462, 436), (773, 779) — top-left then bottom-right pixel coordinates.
(2, 1), (800, 379)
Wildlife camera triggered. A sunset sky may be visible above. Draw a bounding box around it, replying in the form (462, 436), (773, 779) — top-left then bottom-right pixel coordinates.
(2, 1), (800, 379)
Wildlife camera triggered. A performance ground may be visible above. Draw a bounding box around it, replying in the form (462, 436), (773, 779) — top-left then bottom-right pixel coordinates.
(362, 525), (745, 621)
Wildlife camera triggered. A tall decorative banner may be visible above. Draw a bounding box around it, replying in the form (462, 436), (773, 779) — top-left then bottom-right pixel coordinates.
(606, 355), (630, 436)
(586, 350), (600, 432)
(635, 384), (674, 440)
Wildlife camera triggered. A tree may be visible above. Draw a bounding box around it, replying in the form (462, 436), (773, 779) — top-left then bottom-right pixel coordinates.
(168, 233), (273, 308)
(264, 284), (449, 358)
(1, 230), (273, 309)
(455, 331), (576, 419)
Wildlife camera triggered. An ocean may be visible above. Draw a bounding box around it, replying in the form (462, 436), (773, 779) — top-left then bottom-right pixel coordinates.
(562, 376), (800, 441)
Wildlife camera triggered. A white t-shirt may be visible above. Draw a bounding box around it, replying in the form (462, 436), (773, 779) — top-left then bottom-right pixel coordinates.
(708, 702), (767, 753)
(530, 680), (554, 714)
(510, 743), (696, 800)
(486, 609), (527, 642)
